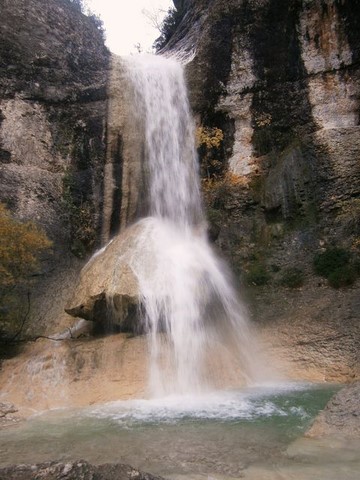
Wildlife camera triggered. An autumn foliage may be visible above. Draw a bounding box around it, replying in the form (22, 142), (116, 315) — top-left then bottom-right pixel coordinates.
(0, 203), (52, 288)
(0, 204), (52, 338)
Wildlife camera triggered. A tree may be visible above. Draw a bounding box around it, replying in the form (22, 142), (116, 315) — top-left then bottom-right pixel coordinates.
(69, 0), (86, 12)
(153, 6), (185, 51)
(142, 7), (165, 33)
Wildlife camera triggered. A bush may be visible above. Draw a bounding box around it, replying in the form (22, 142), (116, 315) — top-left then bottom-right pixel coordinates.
(353, 256), (360, 274)
(67, 1), (105, 39)
(154, 7), (185, 51)
(328, 265), (357, 289)
(279, 267), (304, 288)
(0, 204), (52, 338)
(245, 264), (270, 286)
(197, 126), (225, 180)
(68, 0), (85, 12)
(0, 204), (52, 287)
(313, 247), (358, 289)
(313, 247), (350, 277)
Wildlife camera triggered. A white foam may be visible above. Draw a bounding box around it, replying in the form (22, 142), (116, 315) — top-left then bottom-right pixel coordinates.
(86, 383), (311, 425)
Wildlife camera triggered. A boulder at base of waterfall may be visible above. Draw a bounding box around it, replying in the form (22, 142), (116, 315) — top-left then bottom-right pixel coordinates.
(65, 223), (143, 332)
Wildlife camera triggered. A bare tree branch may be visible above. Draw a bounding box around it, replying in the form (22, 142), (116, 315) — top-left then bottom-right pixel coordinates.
(142, 7), (167, 33)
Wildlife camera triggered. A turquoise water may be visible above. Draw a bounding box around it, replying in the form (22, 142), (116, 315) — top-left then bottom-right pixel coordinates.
(1, 382), (358, 479)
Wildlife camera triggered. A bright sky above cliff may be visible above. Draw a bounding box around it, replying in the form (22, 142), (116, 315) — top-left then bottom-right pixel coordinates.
(86, 0), (173, 55)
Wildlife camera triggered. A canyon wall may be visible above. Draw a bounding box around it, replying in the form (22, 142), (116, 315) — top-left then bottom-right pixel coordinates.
(0, 0), (358, 380)
(165, 0), (360, 380)
(0, 0), (109, 334)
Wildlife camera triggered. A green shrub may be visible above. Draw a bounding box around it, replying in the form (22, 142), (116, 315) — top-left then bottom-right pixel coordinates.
(353, 256), (360, 274)
(0, 204), (52, 287)
(245, 264), (270, 286)
(328, 265), (357, 289)
(279, 267), (304, 288)
(154, 7), (185, 51)
(207, 208), (223, 226)
(313, 247), (358, 289)
(69, 0), (85, 11)
(313, 248), (350, 277)
(0, 203), (52, 338)
(270, 264), (281, 272)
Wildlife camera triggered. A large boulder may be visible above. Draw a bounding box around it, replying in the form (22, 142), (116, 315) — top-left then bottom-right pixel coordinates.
(65, 222), (143, 332)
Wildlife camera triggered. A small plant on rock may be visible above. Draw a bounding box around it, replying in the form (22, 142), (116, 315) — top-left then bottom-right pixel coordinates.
(245, 263), (270, 286)
(313, 247), (358, 288)
(313, 247), (350, 277)
(279, 266), (304, 288)
(0, 204), (52, 339)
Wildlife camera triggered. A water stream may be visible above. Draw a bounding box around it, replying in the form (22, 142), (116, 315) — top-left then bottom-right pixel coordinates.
(119, 54), (262, 396)
(1, 383), (358, 479)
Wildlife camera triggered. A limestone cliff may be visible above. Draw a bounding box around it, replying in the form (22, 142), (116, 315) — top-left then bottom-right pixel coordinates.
(0, 0), (359, 381)
(164, 0), (360, 380)
(0, 0), (110, 333)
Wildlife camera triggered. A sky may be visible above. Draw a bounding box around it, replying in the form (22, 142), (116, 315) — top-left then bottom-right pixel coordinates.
(86, 0), (174, 55)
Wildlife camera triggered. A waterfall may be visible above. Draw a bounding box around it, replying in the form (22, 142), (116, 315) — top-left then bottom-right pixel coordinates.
(124, 55), (203, 227)
(120, 55), (261, 396)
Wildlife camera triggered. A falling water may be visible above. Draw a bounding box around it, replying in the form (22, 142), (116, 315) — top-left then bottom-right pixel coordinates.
(122, 55), (262, 396)
(124, 55), (203, 227)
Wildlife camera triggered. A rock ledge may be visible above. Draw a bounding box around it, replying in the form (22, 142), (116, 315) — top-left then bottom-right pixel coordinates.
(306, 381), (360, 438)
(0, 460), (165, 480)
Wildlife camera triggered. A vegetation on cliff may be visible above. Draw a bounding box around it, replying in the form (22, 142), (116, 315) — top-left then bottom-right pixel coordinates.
(313, 247), (360, 289)
(0, 204), (52, 341)
(154, 4), (186, 51)
(68, 0), (105, 37)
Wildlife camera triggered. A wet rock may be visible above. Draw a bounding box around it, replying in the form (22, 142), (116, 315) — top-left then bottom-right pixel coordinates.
(0, 402), (21, 428)
(0, 402), (17, 417)
(306, 381), (360, 438)
(0, 461), (165, 480)
(65, 223), (142, 332)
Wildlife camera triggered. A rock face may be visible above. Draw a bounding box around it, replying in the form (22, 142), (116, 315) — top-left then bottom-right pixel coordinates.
(0, 0), (110, 333)
(258, 282), (360, 382)
(0, 461), (165, 480)
(164, 0), (360, 380)
(175, 0), (360, 254)
(306, 381), (360, 438)
(101, 55), (147, 244)
(0, 335), (148, 413)
(0, 402), (21, 428)
(0, 0), (109, 249)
